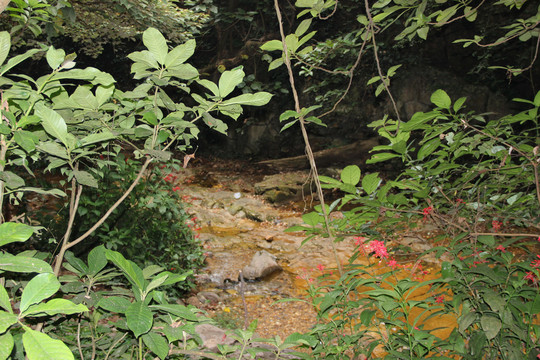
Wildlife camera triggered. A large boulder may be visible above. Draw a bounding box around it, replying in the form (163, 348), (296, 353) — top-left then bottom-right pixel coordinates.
(241, 250), (282, 280)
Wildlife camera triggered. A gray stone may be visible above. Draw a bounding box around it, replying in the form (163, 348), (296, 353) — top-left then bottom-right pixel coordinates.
(241, 250), (282, 280)
(194, 324), (236, 351)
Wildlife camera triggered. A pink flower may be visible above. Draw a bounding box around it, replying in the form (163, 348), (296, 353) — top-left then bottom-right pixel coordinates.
(492, 220), (502, 232)
(524, 271), (537, 282)
(422, 206), (433, 220)
(387, 257), (399, 270)
(354, 237), (366, 246)
(316, 264), (325, 272)
(368, 240), (388, 259)
(496, 245), (506, 253)
(530, 255), (540, 269)
(435, 296), (444, 304)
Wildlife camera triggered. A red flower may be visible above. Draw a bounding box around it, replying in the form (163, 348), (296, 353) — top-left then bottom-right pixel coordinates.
(496, 245), (506, 253)
(435, 296), (444, 304)
(387, 257), (399, 270)
(524, 271), (537, 282)
(172, 186), (181, 192)
(530, 255), (540, 269)
(423, 206), (433, 220)
(492, 220), (502, 232)
(455, 198), (465, 204)
(368, 240), (388, 259)
(316, 264), (325, 272)
(354, 237), (366, 246)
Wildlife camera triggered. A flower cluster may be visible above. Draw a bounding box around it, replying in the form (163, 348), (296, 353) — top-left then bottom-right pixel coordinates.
(422, 206), (433, 220)
(492, 220), (502, 232)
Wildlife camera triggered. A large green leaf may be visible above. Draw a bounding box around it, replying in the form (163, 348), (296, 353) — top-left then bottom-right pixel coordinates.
(150, 304), (199, 321)
(0, 283), (11, 313)
(362, 172), (381, 195)
(0, 48), (41, 76)
(23, 299), (88, 317)
(0, 311), (17, 333)
(165, 39), (195, 68)
(0, 170), (25, 189)
(87, 245), (108, 276)
(0, 254), (52, 273)
(0, 332), (14, 360)
(45, 46), (65, 70)
(0, 222), (34, 247)
(340, 165), (361, 185)
(126, 302), (153, 338)
(480, 315), (502, 340)
(105, 250), (145, 291)
(70, 86), (98, 110)
(37, 142), (69, 160)
(98, 296), (132, 314)
(73, 170), (98, 188)
(143, 28), (168, 65)
(220, 92), (273, 107)
(20, 273), (60, 313)
(142, 332), (169, 360)
(417, 138), (441, 160)
(0, 32), (10, 68)
(23, 327), (74, 360)
(430, 89), (451, 109)
(35, 105), (69, 146)
(218, 66), (245, 98)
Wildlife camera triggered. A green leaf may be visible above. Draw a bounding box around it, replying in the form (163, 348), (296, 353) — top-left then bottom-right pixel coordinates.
(0, 170), (25, 189)
(165, 39), (196, 68)
(260, 40), (283, 52)
(13, 130), (36, 153)
(150, 304), (199, 321)
(0, 32), (10, 68)
(482, 290), (506, 313)
(477, 235), (495, 247)
(87, 245), (107, 276)
(295, 19), (312, 37)
(417, 27), (429, 40)
(430, 89), (451, 109)
(220, 92), (273, 107)
(0, 283), (11, 313)
(35, 104), (69, 146)
(0, 222), (34, 247)
(0, 254), (52, 273)
(105, 250), (145, 291)
(20, 273), (60, 313)
(0, 332), (14, 359)
(143, 27), (168, 65)
(23, 299), (88, 317)
(98, 296), (132, 314)
(480, 315), (502, 340)
(362, 172), (380, 195)
(126, 302), (153, 338)
(80, 130), (116, 147)
(0, 311), (17, 333)
(95, 85), (114, 107)
(218, 66), (245, 98)
(73, 170), (98, 188)
(366, 152), (400, 164)
(417, 138), (441, 160)
(45, 46), (65, 70)
(23, 327), (74, 360)
(453, 97), (467, 112)
(302, 212), (322, 227)
(37, 142), (69, 160)
(0, 48), (41, 76)
(63, 251), (87, 275)
(340, 165), (361, 185)
(142, 332), (169, 360)
(458, 312), (476, 334)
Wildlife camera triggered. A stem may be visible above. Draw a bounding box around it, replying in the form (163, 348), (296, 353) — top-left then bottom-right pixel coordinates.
(273, 0), (342, 275)
(104, 333), (127, 360)
(53, 157), (153, 275)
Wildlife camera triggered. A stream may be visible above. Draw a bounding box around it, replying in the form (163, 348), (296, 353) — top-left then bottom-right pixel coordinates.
(171, 158), (453, 341)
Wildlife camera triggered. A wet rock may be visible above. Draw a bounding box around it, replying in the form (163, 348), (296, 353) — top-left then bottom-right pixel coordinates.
(194, 324), (236, 351)
(197, 291), (221, 306)
(241, 250), (282, 280)
(254, 172), (310, 203)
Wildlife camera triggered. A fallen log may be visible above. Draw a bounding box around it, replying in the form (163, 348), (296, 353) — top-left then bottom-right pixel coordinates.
(258, 139), (380, 170)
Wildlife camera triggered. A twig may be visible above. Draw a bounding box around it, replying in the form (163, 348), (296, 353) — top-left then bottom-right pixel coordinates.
(239, 270), (249, 330)
(274, 0), (342, 275)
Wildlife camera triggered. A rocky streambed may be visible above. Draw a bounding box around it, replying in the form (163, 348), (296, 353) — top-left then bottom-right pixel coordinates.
(170, 159), (449, 340)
